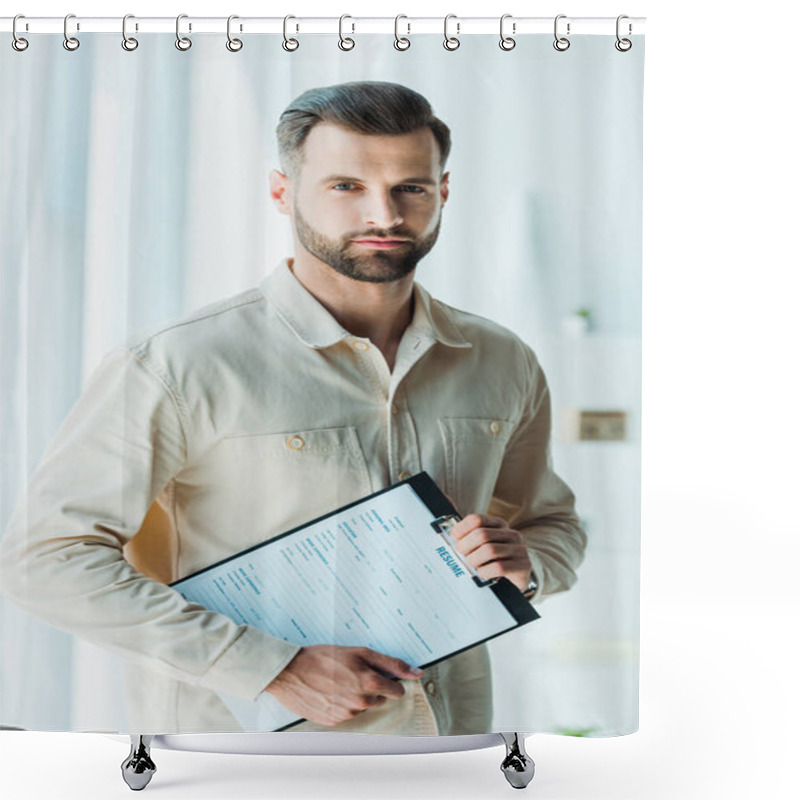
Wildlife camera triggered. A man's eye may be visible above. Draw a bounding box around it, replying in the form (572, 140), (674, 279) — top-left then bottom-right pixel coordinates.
(331, 184), (424, 193)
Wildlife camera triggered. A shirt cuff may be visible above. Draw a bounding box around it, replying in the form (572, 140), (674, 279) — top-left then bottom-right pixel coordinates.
(199, 625), (303, 702)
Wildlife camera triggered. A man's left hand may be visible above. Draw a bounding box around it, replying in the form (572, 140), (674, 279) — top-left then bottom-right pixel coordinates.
(448, 513), (533, 594)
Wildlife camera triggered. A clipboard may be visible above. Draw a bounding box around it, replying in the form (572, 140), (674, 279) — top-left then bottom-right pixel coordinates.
(171, 471), (540, 731)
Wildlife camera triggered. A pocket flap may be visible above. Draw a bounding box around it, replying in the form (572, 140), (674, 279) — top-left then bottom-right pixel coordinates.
(438, 417), (516, 443)
(223, 425), (363, 455)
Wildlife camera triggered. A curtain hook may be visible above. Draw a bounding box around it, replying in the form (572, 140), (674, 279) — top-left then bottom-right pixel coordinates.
(615, 14), (632, 51)
(12, 14), (29, 51)
(394, 14), (410, 51)
(122, 14), (138, 51)
(339, 14), (355, 51)
(226, 14), (243, 52)
(282, 15), (299, 51)
(63, 13), (80, 51)
(443, 14), (460, 51)
(175, 13), (192, 51)
(553, 14), (570, 51)
(499, 14), (516, 51)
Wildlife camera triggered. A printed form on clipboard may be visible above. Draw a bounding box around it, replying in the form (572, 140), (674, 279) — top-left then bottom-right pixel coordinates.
(171, 471), (540, 732)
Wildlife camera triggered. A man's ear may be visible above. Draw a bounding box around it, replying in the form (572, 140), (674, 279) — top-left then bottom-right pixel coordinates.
(440, 171), (450, 207)
(269, 169), (292, 216)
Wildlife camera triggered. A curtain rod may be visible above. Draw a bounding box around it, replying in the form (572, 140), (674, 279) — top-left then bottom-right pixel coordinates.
(1, 16), (646, 36)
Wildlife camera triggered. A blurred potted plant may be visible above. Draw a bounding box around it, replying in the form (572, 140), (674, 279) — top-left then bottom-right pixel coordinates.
(562, 306), (592, 337)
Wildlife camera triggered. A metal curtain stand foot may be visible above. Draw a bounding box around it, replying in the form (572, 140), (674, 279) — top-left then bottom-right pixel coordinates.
(121, 735), (156, 791)
(500, 732), (536, 789)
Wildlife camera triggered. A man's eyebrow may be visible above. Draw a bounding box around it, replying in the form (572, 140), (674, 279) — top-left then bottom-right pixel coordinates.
(319, 175), (438, 186)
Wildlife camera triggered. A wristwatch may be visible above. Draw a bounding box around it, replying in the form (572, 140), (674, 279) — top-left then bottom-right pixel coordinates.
(521, 569), (539, 600)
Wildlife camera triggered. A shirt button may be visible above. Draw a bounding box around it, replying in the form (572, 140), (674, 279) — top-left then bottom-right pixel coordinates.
(489, 420), (502, 434)
(398, 471), (411, 481)
(286, 435), (306, 450)
(424, 680), (437, 697)
(350, 339), (370, 352)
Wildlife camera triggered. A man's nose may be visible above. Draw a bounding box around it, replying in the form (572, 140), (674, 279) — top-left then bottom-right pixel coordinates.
(363, 191), (403, 230)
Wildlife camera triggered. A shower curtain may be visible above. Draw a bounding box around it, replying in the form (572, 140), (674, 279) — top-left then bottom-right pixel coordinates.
(0, 21), (644, 738)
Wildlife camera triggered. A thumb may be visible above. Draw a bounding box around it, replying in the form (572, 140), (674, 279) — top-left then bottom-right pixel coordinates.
(360, 648), (425, 679)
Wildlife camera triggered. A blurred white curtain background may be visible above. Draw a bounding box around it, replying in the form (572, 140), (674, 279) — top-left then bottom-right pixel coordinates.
(1, 33), (642, 733)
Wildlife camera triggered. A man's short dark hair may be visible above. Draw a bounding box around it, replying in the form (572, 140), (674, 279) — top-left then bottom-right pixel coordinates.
(276, 81), (451, 181)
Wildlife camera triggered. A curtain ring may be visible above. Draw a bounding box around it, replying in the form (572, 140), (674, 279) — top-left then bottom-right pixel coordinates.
(499, 14), (515, 51)
(615, 15), (632, 51)
(553, 14), (570, 51)
(226, 15), (243, 52)
(443, 14), (460, 51)
(12, 14), (29, 51)
(122, 14), (139, 51)
(394, 14), (410, 51)
(175, 13), (192, 51)
(339, 14), (355, 51)
(282, 15), (299, 51)
(63, 13), (80, 51)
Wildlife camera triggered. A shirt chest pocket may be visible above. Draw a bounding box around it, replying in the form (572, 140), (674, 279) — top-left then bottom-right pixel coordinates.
(209, 425), (373, 545)
(437, 417), (516, 516)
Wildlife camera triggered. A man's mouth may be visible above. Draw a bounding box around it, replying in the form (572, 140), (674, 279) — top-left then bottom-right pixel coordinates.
(351, 239), (410, 249)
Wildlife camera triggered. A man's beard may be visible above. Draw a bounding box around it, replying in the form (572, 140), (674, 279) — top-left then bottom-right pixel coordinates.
(293, 205), (441, 284)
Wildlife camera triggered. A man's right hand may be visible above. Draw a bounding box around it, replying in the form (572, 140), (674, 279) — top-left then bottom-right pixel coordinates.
(263, 644), (425, 727)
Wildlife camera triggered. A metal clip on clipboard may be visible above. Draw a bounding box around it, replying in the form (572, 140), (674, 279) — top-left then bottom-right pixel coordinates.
(430, 514), (497, 589)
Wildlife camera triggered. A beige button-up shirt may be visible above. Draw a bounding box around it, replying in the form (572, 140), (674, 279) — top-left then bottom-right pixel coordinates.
(1, 258), (586, 735)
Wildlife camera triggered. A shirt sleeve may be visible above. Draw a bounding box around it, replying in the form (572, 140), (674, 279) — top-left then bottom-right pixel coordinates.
(487, 341), (588, 604)
(0, 347), (301, 702)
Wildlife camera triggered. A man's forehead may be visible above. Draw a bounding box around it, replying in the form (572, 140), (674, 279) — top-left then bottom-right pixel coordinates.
(301, 122), (439, 175)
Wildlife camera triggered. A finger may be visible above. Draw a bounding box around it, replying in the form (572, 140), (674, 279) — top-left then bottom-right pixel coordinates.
(367, 672), (406, 699)
(359, 648), (424, 681)
(450, 513), (506, 539)
(480, 514), (509, 528)
(449, 516), (479, 541)
(363, 694), (388, 708)
(455, 528), (519, 556)
(465, 543), (528, 569)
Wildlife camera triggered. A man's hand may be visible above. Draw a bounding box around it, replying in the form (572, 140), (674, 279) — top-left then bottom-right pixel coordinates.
(264, 645), (425, 727)
(448, 513), (533, 594)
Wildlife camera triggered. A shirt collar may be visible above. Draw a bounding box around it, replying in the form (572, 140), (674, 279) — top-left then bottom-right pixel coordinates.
(259, 258), (473, 350)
